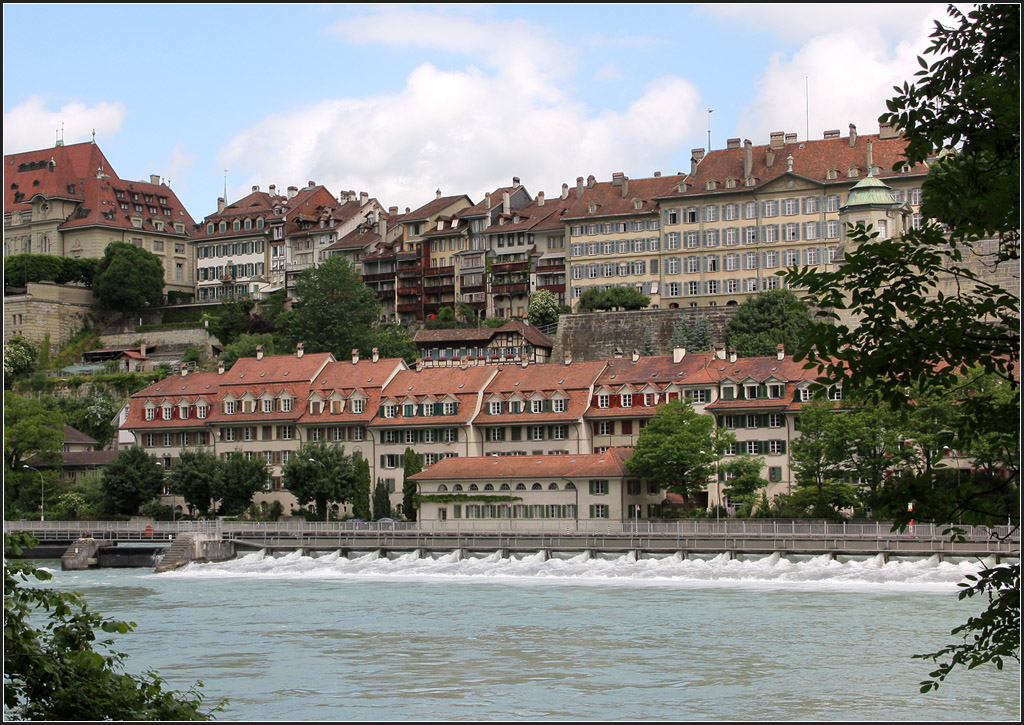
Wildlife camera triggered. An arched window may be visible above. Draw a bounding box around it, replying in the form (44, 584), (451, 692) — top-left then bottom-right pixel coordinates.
(532, 483), (543, 491)
(547, 482), (559, 490)
(515, 483), (526, 491)
(483, 484), (494, 491)
(565, 482), (576, 490)
(438, 484), (448, 492)
(500, 483), (511, 491)
(469, 484), (479, 491)
(453, 484), (463, 492)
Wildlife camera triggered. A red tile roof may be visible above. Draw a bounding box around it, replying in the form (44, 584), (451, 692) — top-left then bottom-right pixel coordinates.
(411, 447), (634, 481)
(563, 174), (687, 221)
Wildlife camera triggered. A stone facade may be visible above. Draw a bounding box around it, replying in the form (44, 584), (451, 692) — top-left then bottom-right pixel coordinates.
(3, 283), (95, 356)
(552, 306), (737, 362)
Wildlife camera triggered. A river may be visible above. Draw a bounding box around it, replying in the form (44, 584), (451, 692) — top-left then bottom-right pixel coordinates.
(38, 550), (1020, 720)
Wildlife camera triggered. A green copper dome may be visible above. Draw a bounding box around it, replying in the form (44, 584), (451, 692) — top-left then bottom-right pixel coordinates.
(841, 173), (900, 209)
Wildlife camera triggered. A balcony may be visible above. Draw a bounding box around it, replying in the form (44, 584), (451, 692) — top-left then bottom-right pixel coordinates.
(491, 260), (530, 274)
(361, 271), (395, 283)
(424, 265), (455, 277)
(492, 282), (529, 296)
(397, 303), (420, 313)
(397, 267), (422, 280)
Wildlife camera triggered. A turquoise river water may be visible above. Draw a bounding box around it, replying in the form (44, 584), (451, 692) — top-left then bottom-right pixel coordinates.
(35, 550), (1020, 721)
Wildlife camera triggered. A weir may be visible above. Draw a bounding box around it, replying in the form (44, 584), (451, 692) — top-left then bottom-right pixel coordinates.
(7, 519), (1017, 570)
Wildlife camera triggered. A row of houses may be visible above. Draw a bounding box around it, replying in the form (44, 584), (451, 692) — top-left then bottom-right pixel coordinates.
(121, 342), (823, 520)
(5, 122), (930, 348)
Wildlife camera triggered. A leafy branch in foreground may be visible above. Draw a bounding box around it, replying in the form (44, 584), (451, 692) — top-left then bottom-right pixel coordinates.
(4, 533), (222, 720)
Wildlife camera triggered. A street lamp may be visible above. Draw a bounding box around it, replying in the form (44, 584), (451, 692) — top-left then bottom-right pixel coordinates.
(23, 465), (44, 522)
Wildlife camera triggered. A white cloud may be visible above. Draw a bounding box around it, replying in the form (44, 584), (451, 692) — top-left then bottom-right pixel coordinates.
(732, 4), (950, 143)
(2, 96), (126, 154)
(221, 11), (704, 211)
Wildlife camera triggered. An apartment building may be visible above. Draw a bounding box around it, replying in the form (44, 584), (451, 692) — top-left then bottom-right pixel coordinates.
(4, 141), (197, 303)
(654, 123), (928, 307)
(565, 172), (687, 309)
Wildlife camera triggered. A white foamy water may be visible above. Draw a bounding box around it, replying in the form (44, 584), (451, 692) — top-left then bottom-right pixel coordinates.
(159, 548), (994, 592)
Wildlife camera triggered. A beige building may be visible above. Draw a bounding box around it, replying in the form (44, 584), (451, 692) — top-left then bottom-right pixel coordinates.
(654, 123), (928, 307)
(4, 141), (197, 304)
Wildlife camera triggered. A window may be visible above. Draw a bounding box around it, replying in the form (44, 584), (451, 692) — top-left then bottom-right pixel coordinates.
(489, 401), (503, 415)
(590, 480), (608, 495)
(702, 205), (719, 222)
(488, 427), (504, 442)
(280, 426), (292, 440)
(443, 402), (456, 415)
(597, 394), (610, 409)
(620, 393), (633, 407)
(352, 399), (365, 414)
(824, 195), (841, 213)
(800, 388), (813, 402)
(224, 401), (236, 415)
(197, 404), (208, 419)
(383, 404), (397, 418)
(742, 202), (758, 219)
(782, 198), (799, 216)
(404, 430), (416, 444)
(224, 428), (236, 442)
(531, 426), (544, 441)
(746, 440), (759, 455)
(804, 196), (820, 214)
(384, 430), (397, 443)
(782, 223), (799, 242)
(444, 428), (457, 443)
(552, 425), (567, 440)
(552, 399), (566, 413)
(145, 408), (155, 421)
(723, 203), (739, 221)
(769, 440), (784, 455)
(769, 413), (783, 427)
(763, 200), (779, 217)
(281, 398), (293, 413)
(597, 422), (612, 436)
(592, 504), (609, 519)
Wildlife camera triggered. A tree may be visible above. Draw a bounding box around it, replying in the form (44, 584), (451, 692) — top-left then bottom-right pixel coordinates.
(721, 454), (767, 515)
(425, 307), (460, 330)
(282, 442), (355, 521)
(402, 447), (423, 522)
(168, 448), (221, 516)
(687, 316), (712, 352)
(371, 322), (419, 363)
(215, 451), (269, 516)
(4, 533), (217, 720)
(92, 242), (165, 313)
(639, 326), (657, 356)
(100, 446), (165, 516)
(527, 290), (560, 328)
(788, 401), (866, 518)
(4, 393), (64, 516)
(669, 318), (691, 349)
(289, 256), (381, 357)
(578, 286), (650, 312)
(723, 289), (812, 357)
(351, 456), (372, 520)
(219, 333), (275, 371)
(785, 4), (1019, 690)
(626, 400), (734, 507)
(4, 334), (38, 384)
(372, 479), (392, 520)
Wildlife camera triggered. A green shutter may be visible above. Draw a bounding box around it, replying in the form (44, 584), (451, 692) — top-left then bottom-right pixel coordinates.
(434, 402), (442, 415)
(454, 505), (462, 518)
(778, 440), (786, 453)
(589, 505), (595, 518)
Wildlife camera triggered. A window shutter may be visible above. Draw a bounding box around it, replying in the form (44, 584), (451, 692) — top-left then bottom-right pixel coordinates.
(704, 389), (712, 401)
(434, 402), (442, 415)
(589, 505), (595, 518)
(778, 441), (786, 453)
(511, 427), (521, 441)
(622, 420), (633, 434)
(380, 455), (385, 468)
(544, 399), (552, 413)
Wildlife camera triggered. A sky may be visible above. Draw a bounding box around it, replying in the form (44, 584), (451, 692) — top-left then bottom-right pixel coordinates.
(3, 3), (952, 222)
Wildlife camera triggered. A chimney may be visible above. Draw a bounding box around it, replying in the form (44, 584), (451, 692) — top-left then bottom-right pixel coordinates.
(269, 184), (277, 196)
(180, 363), (188, 377)
(537, 191), (545, 207)
(512, 176), (521, 188)
(690, 148), (705, 176)
(460, 356), (469, 370)
(586, 175), (596, 189)
(631, 349), (640, 363)
(562, 183), (569, 200)
(879, 121), (898, 140)
(436, 189), (442, 200)
(777, 344), (786, 361)
(150, 174), (161, 185)
(849, 124), (858, 148)
(352, 349), (360, 365)
(372, 347), (380, 363)
(217, 197), (225, 213)
(622, 177), (629, 198)
(521, 358), (529, 369)
(256, 345), (264, 361)
(824, 129), (841, 139)
(614, 347), (623, 359)
(485, 191), (491, 209)
(296, 342), (304, 359)
(866, 140), (874, 173)
(729, 346), (737, 364)
(287, 186), (298, 199)
(611, 172), (625, 187)
(576, 177), (584, 198)
(743, 140), (753, 179)
(218, 361), (225, 375)
(389, 206), (398, 216)
(785, 133), (797, 145)
(673, 347), (687, 364)
(770, 131), (785, 150)
(307, 180), (316, 188)
(360, 191), (369, 205)
(766, 146), (775, 168)
(653, 171), (661, 177)
(139, 342), (147, 357)
(252, 185), (259, 193)
(378, 216), (387, 239)
(503, 191), (510, 212)
(564, 351), (573, 366)
(727, 138), (741, 150)
(714, 342), (726, 360)
(415, 358), (424, 372)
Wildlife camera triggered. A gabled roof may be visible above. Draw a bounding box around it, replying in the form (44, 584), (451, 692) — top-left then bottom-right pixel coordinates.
(411, 447), (634, 481)
(413, 321), (553, 349)
(562, 174), (686, 221)
(405, 194), (474, 222)
(220, 352), (335, 386)
(4, 142), (115, 213)
(662, 130), (928, 200)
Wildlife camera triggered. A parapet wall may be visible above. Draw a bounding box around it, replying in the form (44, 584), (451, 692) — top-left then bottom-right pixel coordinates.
(552, 307), (738, 362)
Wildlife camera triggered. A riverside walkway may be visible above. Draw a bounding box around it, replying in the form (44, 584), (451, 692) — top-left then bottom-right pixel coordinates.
(7, 519), (1019, 562)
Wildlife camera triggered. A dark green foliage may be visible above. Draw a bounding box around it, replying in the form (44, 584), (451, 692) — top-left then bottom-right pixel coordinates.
(100, 446), (165, 516)
(289, 256), (381, 357)
(281, 442), (356, 521)
(626, 400), (734, 507)
(723, 289), (811, 357)
(352, 457), (372, 520)
(402, 447), (423, 521)
(216, 451), (269, 516)
(204, 299), (256, 347)
(372, 322), (419, 363)
(687, 316), (712, 351)
(4, 533), (218, 720)
(578, 286), (650, 311)
(482, 316), (510, 328)
(4, 393), (64, 474)
(786, 3), (1019, 690)
(721, 454), (767, 514)
(639, 326), (657, 356)
(372, 479), (392, 520)
(219, 333), (275, 371)
(425, 307), (460, 330)
(92, 242), (165, 313)
(527, 290), (560, 328)
(169, 448), (220, 516)
(3, 254), (96, 287)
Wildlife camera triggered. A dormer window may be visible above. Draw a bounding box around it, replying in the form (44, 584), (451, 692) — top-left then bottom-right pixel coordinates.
(552, 399), (566, 413)
(705, 180), (716, 191)
(224, 400), (236, 414)
(351, 399), (365, 414)
(280, 398), (293, 413)
(383, 404), (397, 418)
(597, 394), (610, 409)
(263, 399), (274, 413)
(633, 200), (643, 210)
(826, 168), (838, 180)
(145, 407), (155, 421)
(847, 167), (859, 178)
(726, 178), (737, 189)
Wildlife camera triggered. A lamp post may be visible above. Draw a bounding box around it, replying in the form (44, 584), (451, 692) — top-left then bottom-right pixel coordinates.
(23, 465), (44, 522)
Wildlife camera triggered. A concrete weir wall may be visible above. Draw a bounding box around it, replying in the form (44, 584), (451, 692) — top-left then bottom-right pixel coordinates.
(552, 307), (738, 361)
(155, 532), (235, 573)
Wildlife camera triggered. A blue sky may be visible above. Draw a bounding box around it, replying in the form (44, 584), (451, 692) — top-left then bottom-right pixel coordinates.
(3, 3), (950, 221)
